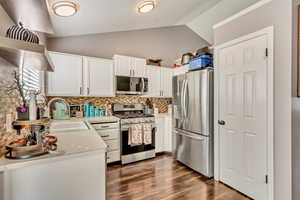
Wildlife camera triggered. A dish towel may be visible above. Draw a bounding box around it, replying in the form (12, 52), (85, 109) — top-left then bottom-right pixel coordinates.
(129, 124), (143, 146)
(143, 124), (152, 145)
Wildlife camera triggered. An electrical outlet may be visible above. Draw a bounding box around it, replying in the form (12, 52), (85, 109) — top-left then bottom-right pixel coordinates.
(6, 114), (13, 132)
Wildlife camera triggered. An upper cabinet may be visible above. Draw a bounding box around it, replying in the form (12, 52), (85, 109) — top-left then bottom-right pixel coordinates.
(145, 66), (161, 97)
(114, 55), (146, 77)
(144, 66), (173, 98)
(160, 68), (173, 98)
(46, 52), (115, 97)
(83, 57), (114, 97)
(47, 52), (83, 96)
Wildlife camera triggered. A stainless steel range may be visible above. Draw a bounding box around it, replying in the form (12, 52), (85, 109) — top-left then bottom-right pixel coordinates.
(113, 104), (156, 165)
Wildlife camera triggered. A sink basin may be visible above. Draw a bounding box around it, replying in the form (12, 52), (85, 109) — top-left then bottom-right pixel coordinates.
(51, 121), (89, 132)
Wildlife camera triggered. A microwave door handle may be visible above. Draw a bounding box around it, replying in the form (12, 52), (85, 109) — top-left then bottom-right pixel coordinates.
(141, 78), (145, 94)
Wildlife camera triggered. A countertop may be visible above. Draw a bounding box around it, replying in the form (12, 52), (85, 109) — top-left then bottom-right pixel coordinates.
(0, 118), (111, 171)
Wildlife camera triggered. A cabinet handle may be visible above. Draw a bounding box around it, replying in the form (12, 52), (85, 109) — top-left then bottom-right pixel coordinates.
(80, 87), (82, 95)
(133, 70), (135, 77)
(87, 88), (90, 95)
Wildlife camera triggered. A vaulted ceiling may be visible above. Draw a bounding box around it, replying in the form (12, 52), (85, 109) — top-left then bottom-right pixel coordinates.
(47, 0), (221, 37)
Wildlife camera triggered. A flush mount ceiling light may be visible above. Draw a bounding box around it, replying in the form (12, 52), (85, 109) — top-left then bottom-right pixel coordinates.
(52, 1), (79, 17)
(137, 1), (156, 14)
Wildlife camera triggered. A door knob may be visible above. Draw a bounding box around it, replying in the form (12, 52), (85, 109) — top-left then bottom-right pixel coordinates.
(218, 120), (226, 125)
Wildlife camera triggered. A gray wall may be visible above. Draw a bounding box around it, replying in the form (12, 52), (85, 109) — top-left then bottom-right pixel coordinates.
(293, 1), (300, 200)
(47, 25), (209, 67)
(214, 0), (292, 200)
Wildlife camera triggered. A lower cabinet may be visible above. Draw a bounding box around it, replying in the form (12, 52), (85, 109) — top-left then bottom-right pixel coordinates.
(91, 121), (121, 163)
(155, 115), (172, 153)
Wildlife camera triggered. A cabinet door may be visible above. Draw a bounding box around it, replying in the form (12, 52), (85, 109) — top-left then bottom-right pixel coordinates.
(161, 68), (173, 98)
(114, 55), (131, 76)
(131, 58), (146, 77)
(47, 52), (83, 96)
(144, 66), (161, 97)
(163, 116), (172, 152)
(155, 117), (165, 153)
(84, 57), (115, 97)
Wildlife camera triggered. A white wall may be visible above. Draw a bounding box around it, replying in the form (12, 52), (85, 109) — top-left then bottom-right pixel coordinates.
(292, 1), (300, 200)
(187, 0), (260, 44)
(214, 0), (292, 200)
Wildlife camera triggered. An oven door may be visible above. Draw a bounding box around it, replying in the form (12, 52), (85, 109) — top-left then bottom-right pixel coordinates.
(121, 123), (156, 156)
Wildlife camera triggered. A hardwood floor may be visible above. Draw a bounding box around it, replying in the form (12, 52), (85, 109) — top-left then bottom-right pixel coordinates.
(107, 155), (251, 200)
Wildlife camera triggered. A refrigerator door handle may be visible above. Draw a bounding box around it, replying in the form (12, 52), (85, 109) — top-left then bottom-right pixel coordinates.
(183, 79), (188, 118)
(177, 131), (205, 141)
(180, 79), (186, 119)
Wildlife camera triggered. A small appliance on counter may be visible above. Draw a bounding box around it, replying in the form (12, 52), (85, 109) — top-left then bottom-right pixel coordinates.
(48, 98), (70, 120)
(144, 98), (154, 115)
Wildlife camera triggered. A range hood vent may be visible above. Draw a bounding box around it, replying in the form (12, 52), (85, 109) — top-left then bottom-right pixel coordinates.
(0, 36), (54, 72)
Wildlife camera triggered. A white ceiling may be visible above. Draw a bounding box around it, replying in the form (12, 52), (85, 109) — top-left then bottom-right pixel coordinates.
(47, 0), (220, 37)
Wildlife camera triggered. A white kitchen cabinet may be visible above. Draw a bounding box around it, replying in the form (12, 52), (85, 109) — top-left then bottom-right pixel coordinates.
(160, 68), (173, 98)
(47, 52), (83, 96)
(163, 116), (172, 152)
(144, 66), (161, 97)
(155, 116), (165, 153)
(131, 57), (146, 77)
(114, 55), (146, 77)
(155, 115), (172, 153)
(83, 57), (114, 97)
(113, 55), (131, 77)
(144, 66), (173, 98)
(47, 52), (115, 97)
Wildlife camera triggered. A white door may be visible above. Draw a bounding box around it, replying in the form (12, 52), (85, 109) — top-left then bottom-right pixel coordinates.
(47, 52), (83, 96)
(160, 68), (173, 98)
(155, 117), (165, 153)
(131, 58), (146, 77)
(144, 66), (161, 97)
(84, 57), (115, 97)
(218, 34), (268, 199)
(113, 55), (131, 76)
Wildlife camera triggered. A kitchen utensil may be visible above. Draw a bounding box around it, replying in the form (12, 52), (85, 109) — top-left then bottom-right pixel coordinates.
(181, 53), (194, 65)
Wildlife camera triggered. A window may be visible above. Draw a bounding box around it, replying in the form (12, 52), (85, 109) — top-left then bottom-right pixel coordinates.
(22, 67), (41, 92)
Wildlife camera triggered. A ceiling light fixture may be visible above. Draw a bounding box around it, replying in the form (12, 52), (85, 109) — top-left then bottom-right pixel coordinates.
(137, 1), (156, 14)
(52, 1), (79, 17)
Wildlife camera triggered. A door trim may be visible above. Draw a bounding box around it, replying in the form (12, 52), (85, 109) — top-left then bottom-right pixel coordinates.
(214, 26), (274, 200)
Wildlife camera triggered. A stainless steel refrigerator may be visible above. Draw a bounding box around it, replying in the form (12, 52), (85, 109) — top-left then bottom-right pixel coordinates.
(172, 68), (214, 177)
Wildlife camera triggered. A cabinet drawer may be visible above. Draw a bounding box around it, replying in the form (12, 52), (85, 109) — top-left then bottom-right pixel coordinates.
(106, 139), (120, 152)
(107, 150), (120, 163)
(93, 123), (119, 130)
(97, 129), (119, 140)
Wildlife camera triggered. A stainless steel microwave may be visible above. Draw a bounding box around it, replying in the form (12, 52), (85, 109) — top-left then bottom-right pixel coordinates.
(116, 76), (148, 95)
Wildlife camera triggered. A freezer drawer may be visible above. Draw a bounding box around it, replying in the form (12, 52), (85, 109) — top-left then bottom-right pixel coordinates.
(173, 129), (213, 177)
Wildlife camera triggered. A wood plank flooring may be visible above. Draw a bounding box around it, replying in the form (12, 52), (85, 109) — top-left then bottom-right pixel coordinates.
(107, 155), (251, 200)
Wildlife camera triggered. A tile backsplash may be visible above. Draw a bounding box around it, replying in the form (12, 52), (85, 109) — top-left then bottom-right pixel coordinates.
(47, 96), (171, 113)
(0, 66), (23, 156)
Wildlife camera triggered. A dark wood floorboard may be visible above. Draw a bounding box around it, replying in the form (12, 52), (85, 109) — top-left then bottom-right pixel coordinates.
(107, 155), (250, 200)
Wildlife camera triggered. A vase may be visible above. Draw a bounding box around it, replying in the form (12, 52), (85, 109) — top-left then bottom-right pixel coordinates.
(17, 107), (29, 120)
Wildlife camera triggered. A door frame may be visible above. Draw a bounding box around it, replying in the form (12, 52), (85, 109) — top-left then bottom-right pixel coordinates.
(214, 26), (274, 200)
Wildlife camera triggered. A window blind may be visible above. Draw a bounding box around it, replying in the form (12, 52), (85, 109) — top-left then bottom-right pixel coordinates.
(22, 68), (41, 92)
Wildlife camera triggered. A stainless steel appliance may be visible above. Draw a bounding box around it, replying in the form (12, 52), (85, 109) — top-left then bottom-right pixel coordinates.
(113, 104), (156, 164)
(172, 68), (214, 177)
(116, 76), (148, 95)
